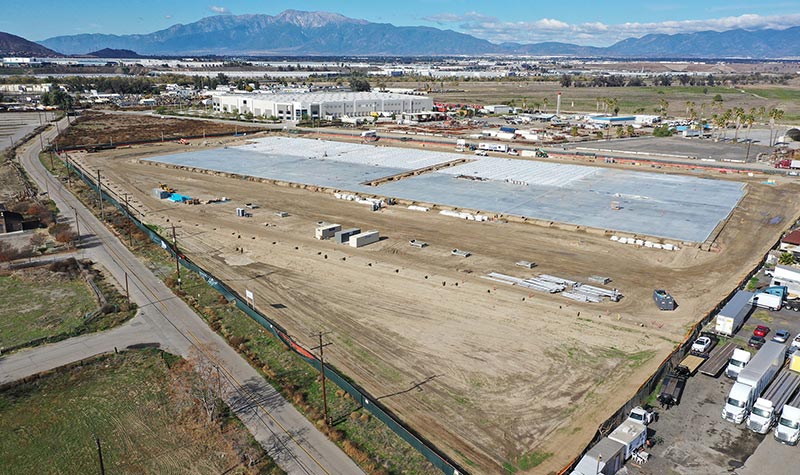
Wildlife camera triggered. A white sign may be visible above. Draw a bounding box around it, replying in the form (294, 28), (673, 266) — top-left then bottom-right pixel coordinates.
(245, 289), (254, 300)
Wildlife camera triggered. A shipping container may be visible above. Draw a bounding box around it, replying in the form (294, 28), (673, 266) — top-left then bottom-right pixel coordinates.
(349, 230), (380, 248)
(334, 228), (361, 244)
(315, 223), (342, 240)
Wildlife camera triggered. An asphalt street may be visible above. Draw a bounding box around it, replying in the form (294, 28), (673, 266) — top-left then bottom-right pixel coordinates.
(1, 118), (363, 475)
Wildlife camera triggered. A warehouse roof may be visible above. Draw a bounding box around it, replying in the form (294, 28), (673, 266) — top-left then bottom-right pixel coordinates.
(783, 229), (800, 245)
(215, 91), (430, 103)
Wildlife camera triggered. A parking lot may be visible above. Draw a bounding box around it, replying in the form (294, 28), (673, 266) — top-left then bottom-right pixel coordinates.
(563, 135), (772, 163)
(628, 284), (800, 475)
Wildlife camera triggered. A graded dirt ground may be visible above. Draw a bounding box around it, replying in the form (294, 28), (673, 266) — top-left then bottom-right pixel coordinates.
(54, 110), (265, 149)
(73, 137), (800, 474)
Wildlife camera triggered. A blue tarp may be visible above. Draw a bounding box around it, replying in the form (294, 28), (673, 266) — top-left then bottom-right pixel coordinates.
(168, 193), (191, 202)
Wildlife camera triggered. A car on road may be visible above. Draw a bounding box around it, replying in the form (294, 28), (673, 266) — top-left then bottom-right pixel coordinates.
(773, 329), (791, 343)
(692, 336), (713, 353)
(748, 335), (767, 349)
(754, 325), (770, 338)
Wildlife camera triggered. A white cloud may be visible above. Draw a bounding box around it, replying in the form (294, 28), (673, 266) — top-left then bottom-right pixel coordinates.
(425, 12), (800, 45)
(165, 15), (173, 19)
(209, 6), (230, 15)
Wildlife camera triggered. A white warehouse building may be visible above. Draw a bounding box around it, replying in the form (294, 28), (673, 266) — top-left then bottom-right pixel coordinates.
(213, 91), (434, 120)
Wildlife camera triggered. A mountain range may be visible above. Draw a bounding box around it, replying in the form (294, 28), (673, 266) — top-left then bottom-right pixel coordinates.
(0, 32), (60, 57)
(13, 10), (800, 58)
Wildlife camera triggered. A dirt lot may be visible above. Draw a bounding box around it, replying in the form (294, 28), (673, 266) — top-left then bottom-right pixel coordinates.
(55, 111), (266, 149)
(72, 137), (800, 474)
(409, 80), (800, 123)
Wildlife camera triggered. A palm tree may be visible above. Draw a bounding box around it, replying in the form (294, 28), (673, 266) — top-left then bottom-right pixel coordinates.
(768, 107), (785, 146)
(542, 98), (549, 113)
(658, 98), (669, 118)
(779, 252), (796, 266)
(732, 107), (745, 142)
(685, 101), (695, 117)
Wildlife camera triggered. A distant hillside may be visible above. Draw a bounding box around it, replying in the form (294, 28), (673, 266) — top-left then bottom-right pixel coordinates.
(85, 48), (141, 58)
(35, 10), (800, 58)
(0, 31), (60, 57)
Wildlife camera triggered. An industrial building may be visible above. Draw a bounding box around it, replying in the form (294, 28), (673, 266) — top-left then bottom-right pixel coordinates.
(212, 91), (433, 120)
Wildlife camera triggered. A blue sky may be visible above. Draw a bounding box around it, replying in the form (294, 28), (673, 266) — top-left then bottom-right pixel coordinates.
(4, 0), (800, 45)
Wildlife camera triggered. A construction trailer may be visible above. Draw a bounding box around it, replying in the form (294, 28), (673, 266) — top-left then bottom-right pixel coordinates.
(571, 437), (625, 475)
(315, 223), (342, 240)
(349, 230), (380, 248)
(334, 228), (361, 244)
(608, 419), (647, 460)
(409, 239), (428, 248)
(715, 290), (755, 336)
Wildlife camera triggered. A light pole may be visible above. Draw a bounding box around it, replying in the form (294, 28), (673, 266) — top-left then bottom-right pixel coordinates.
(596, 453), (602, 475)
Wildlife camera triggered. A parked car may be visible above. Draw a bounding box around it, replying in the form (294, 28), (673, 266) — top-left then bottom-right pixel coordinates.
(691, 336), (713, 353)
(748, 335), (766, 349)
(773, 329), (791, 343)
(754, 325), (770, 338)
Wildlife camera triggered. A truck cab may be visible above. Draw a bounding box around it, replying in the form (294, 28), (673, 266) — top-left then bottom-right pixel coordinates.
(775, 405), (800, 445)
(725, 349), (751, 379)
(628, 406), (655, 425)
(724, 382), (755, 423)
(747, 398), (775, 433)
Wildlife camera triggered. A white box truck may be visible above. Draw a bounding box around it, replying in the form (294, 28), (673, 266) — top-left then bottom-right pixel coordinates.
(750, 292), (782, 311)
(723, 341), (785, 423)
(725, 348), (752, 379)
(746, 368), (800, 434)
(715, 290), (754, 336)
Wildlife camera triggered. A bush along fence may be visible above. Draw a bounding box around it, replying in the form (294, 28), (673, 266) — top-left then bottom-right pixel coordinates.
(65, 159), (468, 475)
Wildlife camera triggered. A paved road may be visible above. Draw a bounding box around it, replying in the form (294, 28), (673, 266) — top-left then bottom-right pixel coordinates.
(2, 118), (363, 475)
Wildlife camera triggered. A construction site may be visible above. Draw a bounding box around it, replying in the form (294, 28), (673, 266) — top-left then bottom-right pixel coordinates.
(67, 129), (800, 475)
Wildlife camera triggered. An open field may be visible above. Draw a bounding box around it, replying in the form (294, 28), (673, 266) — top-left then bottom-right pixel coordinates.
(0, 349), (283, 475)
(73, 136), (800, 474)
(413, 80), (800, 123)
(0, 260), (135, 352)
(0, 265), (95, 349)
(54, 110), (266, 149)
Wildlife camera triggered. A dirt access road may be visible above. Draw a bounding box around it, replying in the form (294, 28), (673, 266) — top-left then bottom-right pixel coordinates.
(75, 138), (800, 474)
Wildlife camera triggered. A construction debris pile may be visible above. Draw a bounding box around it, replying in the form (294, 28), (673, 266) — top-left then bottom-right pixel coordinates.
(483, 272), (622, 303)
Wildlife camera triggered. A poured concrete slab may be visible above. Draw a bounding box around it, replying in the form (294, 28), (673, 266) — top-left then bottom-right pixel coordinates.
(144, 137), (745, 242)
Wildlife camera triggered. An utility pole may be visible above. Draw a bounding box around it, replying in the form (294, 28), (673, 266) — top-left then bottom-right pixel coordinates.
(72, 207), (81, 246)
(310, 332), (333, 425)
(172, 224), (181, 289)
(94, 435), (106, 475)
(125, 272), (130, 304)
(64, 153), (71, 187)
(96, 170), (104, 222)
(122, 193), (132, 245)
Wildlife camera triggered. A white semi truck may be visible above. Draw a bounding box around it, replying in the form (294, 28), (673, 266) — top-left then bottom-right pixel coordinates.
(775, 354), (800, 445)
(725, 348), (753, 379)
(723, 341), (785, 424)
(746, 368), (800, 434)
